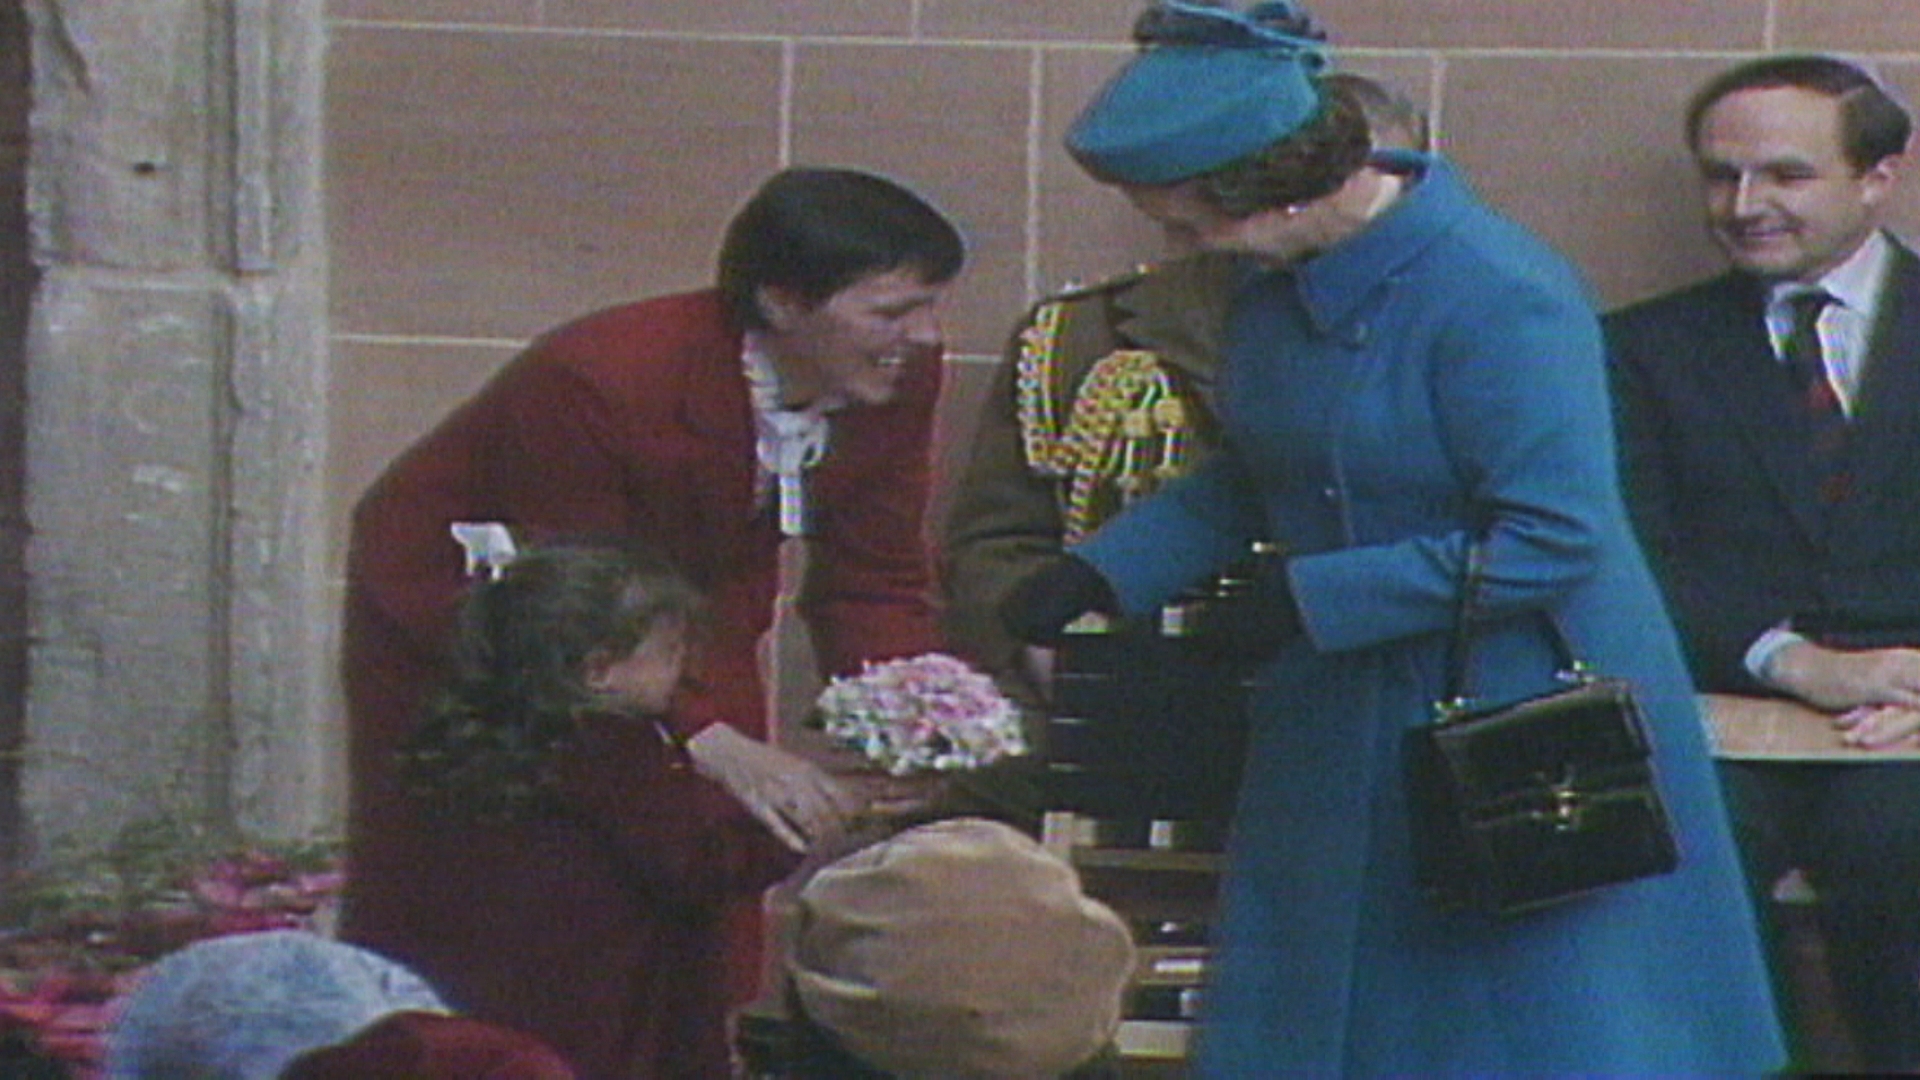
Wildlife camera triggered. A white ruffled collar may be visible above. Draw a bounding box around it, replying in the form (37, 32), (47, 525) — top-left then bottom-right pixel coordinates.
(743, 333), (844, 536)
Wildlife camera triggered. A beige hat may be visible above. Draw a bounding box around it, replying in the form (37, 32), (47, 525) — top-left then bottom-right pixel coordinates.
(789, 817), (1137, 1079)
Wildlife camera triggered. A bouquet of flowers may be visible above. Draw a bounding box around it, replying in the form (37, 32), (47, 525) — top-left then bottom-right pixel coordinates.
(812, 652), (1028, 776)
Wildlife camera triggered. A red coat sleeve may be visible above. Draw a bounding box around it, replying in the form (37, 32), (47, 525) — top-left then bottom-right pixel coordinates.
(550, 717), (801, 909)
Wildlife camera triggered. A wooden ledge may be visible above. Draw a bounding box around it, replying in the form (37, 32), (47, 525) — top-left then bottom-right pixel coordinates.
(1701, 693), (1920, 761)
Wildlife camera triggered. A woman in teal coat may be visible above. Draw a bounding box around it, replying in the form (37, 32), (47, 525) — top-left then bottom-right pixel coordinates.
(1005, 3), (1785, 1074)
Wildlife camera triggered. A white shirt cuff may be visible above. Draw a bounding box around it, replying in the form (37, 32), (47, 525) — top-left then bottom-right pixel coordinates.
(1745, 626), (1807, 684)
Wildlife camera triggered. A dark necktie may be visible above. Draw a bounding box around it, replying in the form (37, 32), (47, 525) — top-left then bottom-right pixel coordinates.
(1780, 289), (1851, 505)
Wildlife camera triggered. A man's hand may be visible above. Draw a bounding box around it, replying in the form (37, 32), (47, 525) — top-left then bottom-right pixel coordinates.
(1836, 704), (1920, 751)
(684, 724), (862, 852)
(1765, 641), (1920, 713)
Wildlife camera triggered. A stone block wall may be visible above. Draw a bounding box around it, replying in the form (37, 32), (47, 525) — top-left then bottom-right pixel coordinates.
(20, 0), (331, 856)
(1, 0), (32, 878)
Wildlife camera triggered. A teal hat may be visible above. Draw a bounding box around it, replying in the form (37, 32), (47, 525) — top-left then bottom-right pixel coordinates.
(1067, 1), (1330, 186)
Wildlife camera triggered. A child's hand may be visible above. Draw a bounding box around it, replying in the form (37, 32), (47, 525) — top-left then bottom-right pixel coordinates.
(686, 724), (862, 851)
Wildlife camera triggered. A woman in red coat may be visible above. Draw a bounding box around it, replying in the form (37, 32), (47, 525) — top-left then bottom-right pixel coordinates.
(339, 168), (966, 1036)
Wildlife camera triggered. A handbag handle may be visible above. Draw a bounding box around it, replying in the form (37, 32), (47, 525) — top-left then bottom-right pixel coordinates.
(1439, 542), (1591, 716)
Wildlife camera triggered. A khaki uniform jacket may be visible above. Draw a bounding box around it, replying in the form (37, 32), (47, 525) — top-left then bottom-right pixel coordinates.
(940, 253), (1239, 706)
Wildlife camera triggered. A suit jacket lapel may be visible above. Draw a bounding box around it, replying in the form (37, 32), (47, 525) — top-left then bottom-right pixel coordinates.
(1844, 238), (1920, 509)
(1698, 273), (1833, 541)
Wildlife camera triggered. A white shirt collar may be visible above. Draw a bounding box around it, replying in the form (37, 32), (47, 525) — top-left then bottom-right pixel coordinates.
(1763, 231), (1890, 412)
(1769, 230), (1891, 319)
(742, 332), (843, 536)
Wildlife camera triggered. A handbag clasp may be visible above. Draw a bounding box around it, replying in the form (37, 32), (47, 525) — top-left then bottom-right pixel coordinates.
(1539, 768), (1584, 832)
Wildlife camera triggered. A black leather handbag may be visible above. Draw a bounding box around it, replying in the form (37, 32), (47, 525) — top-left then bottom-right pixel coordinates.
(1406, 546), (1680, 917)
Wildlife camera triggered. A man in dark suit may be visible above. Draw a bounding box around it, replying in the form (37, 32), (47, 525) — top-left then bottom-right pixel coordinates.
(1605, 54), (1920, 1070)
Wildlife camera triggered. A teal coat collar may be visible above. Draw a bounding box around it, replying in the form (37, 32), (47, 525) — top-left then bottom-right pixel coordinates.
(1293, 157), (1468, 335)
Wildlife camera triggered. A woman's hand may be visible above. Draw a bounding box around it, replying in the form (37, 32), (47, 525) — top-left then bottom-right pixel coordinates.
(684, 724), (862, 852)
(1188, 552), (1303, 663)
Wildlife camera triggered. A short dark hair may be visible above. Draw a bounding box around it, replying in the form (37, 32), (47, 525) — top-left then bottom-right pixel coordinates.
(716, 168), (966, 330)
(1324, 70), (1431, 154)
(1187, 79), (1372, 219)
(1685, 54), (1912, 173)
(401, 541), (704, 821)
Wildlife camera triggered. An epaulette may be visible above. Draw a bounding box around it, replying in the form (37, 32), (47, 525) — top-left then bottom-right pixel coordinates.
(1014, 264), (1161, 473)
(1039, 262), (1158, 305)
(1016, 261), (1200, 541)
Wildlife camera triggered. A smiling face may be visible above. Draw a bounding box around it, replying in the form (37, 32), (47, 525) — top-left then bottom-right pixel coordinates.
(757, 267), (950, 407)
(1694, 85), (1897, 284)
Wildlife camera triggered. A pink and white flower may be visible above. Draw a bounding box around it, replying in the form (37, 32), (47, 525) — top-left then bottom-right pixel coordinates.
(813, 653), (1028, 776)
